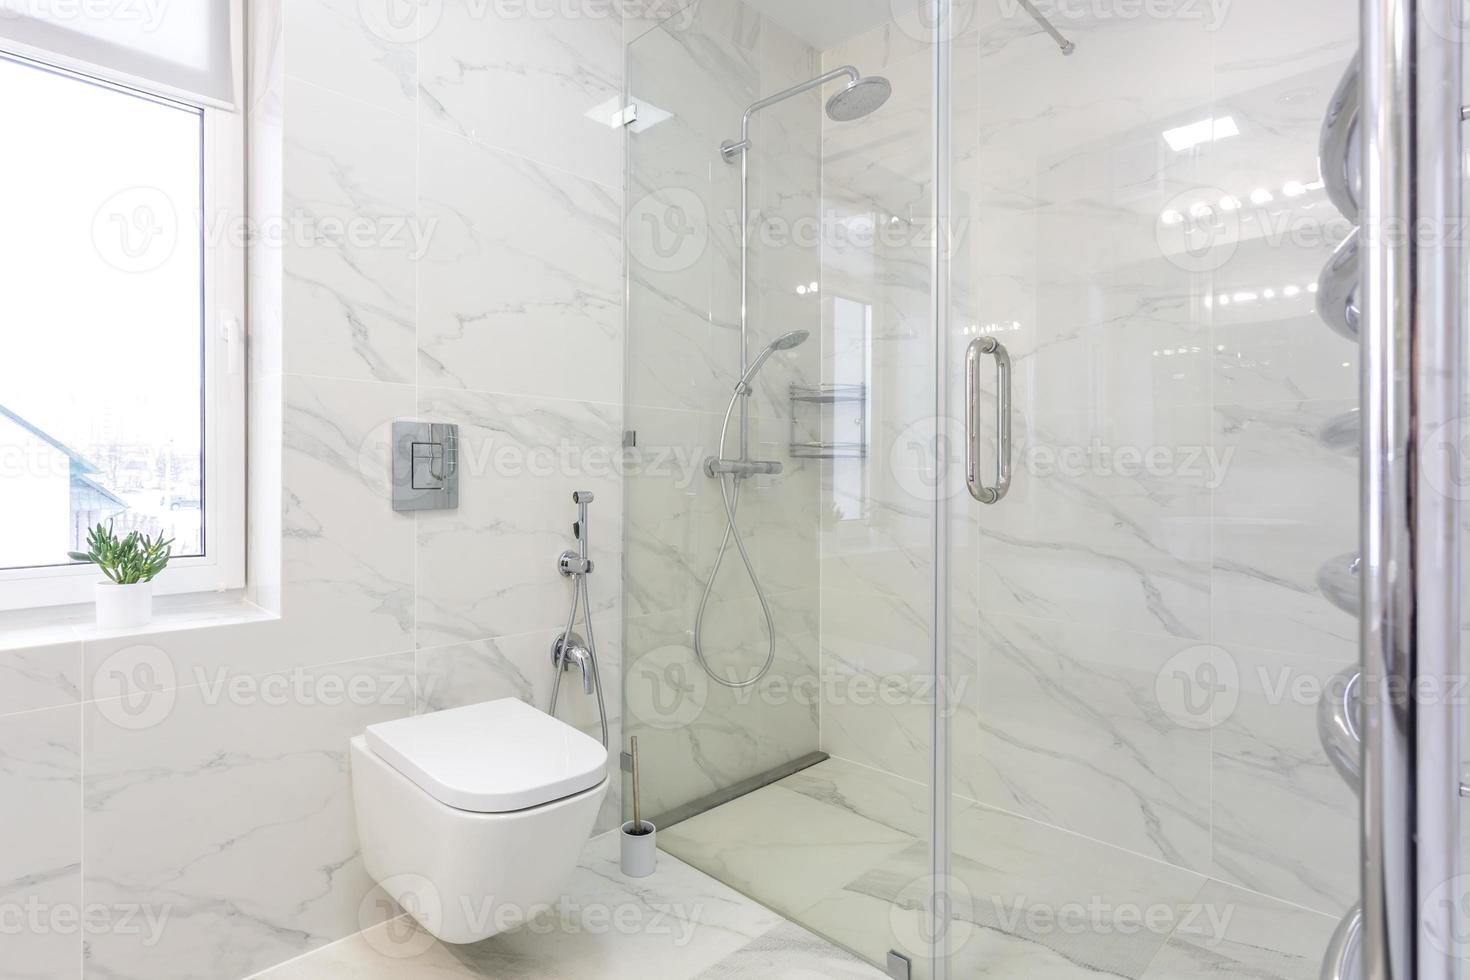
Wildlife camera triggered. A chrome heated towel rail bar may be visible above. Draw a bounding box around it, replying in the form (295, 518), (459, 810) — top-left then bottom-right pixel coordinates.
(1359, 0), (1464, 975)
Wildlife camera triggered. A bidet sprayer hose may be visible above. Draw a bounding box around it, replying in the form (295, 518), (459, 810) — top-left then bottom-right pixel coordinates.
(549, 494), (609, 748)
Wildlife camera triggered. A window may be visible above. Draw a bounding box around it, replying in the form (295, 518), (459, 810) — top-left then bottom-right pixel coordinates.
(0, 9), (243, 611)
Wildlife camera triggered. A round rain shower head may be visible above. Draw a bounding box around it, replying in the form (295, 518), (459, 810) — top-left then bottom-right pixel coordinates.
(771, 330), (810, 351)
(825, 75), (892, 122)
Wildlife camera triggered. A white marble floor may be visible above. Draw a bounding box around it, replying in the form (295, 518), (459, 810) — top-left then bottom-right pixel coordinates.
(250, 832), (887, 980)
(658, 757), (1340, 980)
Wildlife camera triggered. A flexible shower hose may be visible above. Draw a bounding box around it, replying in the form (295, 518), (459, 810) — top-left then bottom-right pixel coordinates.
(692, 384), (779, 689)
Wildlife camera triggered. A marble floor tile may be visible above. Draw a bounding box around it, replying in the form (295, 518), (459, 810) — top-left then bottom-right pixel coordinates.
(1140, 880), (1337, 980)
(691, 921), (887, 979)
(795, 843), (1125, 980)
(657, 783), (915, 920)
(799, 806), (1207, 980)
(451, 830), (781, 980)
(777, 756), (932, 839)
(249, 833), (869, 980)
(248, 759), (1333, 980)
(653, 758), (1318, 980)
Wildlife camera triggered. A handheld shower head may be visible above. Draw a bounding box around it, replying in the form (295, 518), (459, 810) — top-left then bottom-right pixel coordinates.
(737, 331), (810, 389)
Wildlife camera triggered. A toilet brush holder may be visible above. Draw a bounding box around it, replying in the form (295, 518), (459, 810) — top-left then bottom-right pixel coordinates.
(620, 735), (656, 877)
(621, 819), (657, 878)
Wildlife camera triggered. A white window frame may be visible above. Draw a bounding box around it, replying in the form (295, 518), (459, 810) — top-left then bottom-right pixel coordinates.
(0, 21), (246, 612)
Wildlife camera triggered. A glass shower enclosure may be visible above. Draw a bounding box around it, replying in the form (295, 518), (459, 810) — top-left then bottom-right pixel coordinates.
(622, 0), (1462, 977)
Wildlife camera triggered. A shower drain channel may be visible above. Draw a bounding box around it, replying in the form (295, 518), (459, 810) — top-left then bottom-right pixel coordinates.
(640, 751), (829, 830)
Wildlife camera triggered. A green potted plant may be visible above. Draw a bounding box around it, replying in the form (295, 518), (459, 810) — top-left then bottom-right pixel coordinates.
(68, 523), (173, 628)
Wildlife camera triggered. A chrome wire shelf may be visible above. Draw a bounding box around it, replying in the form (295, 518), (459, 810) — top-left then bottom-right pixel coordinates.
(789, 383), (868, 460)
(789, 382), (868, 404)
(790, 441), (867, 460)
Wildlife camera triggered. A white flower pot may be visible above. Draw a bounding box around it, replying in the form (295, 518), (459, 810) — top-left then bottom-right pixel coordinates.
(95, 581), (153, 629)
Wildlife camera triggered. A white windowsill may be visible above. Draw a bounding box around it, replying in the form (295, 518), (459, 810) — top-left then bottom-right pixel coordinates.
(0, 589), (276, 652)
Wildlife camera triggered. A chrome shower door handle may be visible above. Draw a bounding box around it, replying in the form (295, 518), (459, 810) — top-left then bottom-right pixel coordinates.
(965, 336), (1011, 505)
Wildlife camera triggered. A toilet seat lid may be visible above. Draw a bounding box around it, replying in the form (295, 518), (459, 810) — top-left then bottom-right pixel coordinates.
(364, 698), (608, 813)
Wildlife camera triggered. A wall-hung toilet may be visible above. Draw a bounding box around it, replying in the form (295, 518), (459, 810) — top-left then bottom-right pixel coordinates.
(351, 698), (609, 944)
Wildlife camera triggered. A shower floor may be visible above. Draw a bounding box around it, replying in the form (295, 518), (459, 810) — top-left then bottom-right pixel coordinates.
(658, 758), (1339, 980)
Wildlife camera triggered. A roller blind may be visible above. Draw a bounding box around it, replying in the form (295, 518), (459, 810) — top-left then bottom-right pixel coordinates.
(0, 0), (235, 109)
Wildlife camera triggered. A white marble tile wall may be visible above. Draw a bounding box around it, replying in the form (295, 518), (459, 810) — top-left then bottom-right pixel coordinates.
(0, 2), (630, 979)
(0, 698), (82, 980)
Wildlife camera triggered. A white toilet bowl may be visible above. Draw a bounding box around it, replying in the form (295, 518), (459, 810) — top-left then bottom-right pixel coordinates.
(351, 697), (609, 944)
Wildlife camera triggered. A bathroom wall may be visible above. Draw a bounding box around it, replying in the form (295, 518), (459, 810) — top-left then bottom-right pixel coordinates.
(2, 1), (629, 978)
(816, 0), (1361, 919)
(622, 0), (824, 817)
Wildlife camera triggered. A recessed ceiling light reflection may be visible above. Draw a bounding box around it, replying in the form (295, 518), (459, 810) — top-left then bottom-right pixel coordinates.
(1250, 188), (1274, 205)
(1162, 115), (1241, 152)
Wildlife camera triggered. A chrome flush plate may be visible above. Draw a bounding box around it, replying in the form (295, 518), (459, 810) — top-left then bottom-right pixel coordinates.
(391, 421), (459, 512)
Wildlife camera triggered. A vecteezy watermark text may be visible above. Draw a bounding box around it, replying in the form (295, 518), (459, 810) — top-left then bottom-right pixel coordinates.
(0, 898), (170, 947)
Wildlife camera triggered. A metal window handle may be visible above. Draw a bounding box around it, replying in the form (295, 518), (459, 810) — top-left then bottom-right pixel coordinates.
(965, 336), (1011, 505)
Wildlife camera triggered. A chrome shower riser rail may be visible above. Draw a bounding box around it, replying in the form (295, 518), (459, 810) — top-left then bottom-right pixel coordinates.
(720, 66), (861, 161)
(1360, 0), (1463, 973)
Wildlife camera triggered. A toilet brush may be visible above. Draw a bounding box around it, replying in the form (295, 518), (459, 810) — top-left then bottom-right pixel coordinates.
(620, 736), (656, 877)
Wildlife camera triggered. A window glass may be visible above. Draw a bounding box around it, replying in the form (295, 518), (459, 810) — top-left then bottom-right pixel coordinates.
(0, 53), (205, 571)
